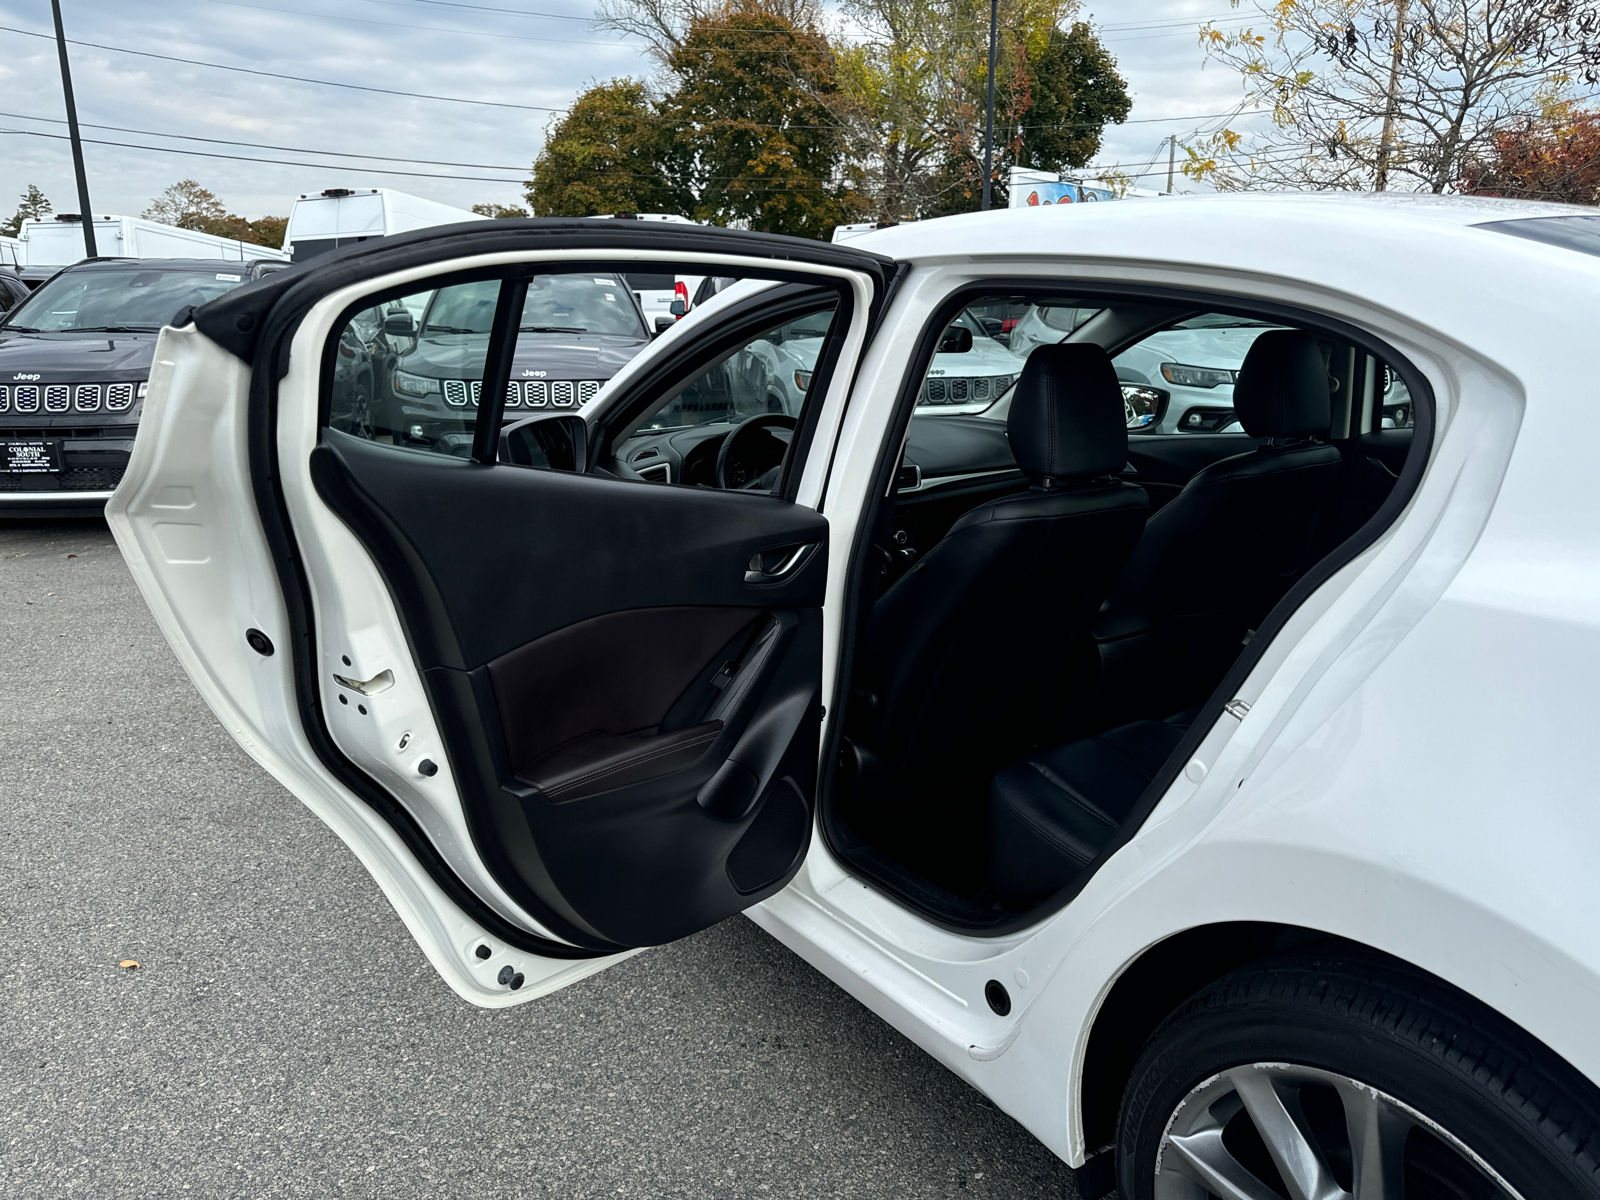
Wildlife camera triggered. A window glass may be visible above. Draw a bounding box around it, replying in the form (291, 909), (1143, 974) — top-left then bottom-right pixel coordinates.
(327, 280), (488, 457)
(6, 266), (248, 332)
(1113, 312), (1289, 435)
(917, 306), (1030, 414)
(1379, 365), (1415, 429)
(639, 305), (837, 433)
(325, 271), (655, 457)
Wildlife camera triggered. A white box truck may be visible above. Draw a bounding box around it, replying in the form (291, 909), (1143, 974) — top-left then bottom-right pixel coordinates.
(285, 188), (485, 262)
(19, 214), (291, 267)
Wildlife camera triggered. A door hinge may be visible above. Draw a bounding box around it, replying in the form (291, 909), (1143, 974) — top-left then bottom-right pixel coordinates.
(1223, 698), (1252, 720)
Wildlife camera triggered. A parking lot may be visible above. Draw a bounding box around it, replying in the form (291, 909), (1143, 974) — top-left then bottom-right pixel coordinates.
(0, 517), (1085, 1199)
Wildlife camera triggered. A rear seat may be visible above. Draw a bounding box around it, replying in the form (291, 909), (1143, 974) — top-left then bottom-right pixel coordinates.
(986, 714), (1193, 907)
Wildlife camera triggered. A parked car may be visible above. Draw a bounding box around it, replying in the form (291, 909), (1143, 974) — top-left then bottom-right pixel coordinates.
(0, 257), (286, 512)
(373, 272), (654, 455)
(110, 199), (1600, 1200)
(0, 267), (29, 315)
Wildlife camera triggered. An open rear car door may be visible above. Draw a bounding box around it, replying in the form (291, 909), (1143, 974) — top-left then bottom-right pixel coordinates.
(107, 222), (894, 1005)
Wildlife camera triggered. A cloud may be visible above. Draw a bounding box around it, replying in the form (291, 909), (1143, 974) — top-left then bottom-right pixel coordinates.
(0, 0), (1264, 231)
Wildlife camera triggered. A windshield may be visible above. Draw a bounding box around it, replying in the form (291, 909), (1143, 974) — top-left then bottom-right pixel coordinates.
(421, 275), (647, 338)
(5, 267), (248, 332)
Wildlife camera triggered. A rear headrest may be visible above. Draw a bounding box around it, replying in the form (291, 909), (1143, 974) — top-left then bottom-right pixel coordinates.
(1232, 329), (1331, 438)
(1007, 343), (1128, 481)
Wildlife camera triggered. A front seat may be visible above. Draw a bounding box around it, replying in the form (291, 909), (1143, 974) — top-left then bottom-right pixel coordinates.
(846, 343), (1150, 886)
(1093, 329), (1344, 723)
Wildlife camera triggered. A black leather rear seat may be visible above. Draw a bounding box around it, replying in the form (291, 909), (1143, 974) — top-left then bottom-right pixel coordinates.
(986, 714), (1192, 907)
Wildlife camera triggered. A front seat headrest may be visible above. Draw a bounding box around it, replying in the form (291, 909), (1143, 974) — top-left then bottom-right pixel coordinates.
(1007, 343), (1128, 481)
(1232, 329), (1331, 439)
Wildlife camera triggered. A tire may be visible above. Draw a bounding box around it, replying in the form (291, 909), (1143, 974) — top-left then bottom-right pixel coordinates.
(1116, 951), (1600, 1199)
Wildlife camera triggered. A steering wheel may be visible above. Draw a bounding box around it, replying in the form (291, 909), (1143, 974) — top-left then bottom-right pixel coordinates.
(715, 413), (796, 491)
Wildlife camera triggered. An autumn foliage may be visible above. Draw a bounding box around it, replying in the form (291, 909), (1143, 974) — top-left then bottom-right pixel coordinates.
(1460, 106), (1600, 205)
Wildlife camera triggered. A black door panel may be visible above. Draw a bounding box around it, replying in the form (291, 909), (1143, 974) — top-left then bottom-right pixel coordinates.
(309, 428), (829, 949)
(311, 431), (827, 670)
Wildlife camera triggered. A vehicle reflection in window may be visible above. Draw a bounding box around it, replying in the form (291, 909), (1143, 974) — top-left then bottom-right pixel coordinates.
(641, 307), (837, 432)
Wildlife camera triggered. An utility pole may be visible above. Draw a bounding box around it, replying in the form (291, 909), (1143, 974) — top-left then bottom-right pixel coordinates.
(50, 0), (97, 257)
(1374, 0), (1410, 192)
(980, 0), (999, 210)
(1167, 134), (1177, 194)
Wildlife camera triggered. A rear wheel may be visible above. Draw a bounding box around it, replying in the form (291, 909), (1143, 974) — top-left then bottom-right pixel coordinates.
(1117, 953), (1600, 1199)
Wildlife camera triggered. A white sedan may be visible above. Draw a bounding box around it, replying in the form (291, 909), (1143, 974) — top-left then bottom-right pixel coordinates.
(110, 196), (1600, 1199)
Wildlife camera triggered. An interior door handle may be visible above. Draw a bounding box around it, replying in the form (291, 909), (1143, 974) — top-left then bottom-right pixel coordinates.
(745, 543), (815, 584)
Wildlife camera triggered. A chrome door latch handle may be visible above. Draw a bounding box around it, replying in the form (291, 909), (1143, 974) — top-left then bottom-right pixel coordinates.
(745, 543), (815, 584)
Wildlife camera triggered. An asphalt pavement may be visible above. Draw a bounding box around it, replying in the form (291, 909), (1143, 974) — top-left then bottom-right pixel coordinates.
(0, 518), (1088, 1199)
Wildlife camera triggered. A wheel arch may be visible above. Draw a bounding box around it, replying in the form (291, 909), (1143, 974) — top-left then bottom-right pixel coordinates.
(1074, 920), (1595, 1158)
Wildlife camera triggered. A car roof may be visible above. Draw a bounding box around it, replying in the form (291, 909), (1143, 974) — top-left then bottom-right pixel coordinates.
(55, 257), (276, 272)
(850, 192), (1600, 260)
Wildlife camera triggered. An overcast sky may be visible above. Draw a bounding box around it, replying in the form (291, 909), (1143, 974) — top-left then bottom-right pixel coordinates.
(0, 0), (1260, 224)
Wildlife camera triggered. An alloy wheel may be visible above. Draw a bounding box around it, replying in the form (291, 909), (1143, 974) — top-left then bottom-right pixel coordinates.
(1154, 1062), (1523, 1200)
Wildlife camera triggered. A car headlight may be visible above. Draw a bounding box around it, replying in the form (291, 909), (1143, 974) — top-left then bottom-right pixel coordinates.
(793, 370), (813, 392)
(1160, 362), (1235, 389)
(393, 369), (440, 398)
(137, 381), (148, 399)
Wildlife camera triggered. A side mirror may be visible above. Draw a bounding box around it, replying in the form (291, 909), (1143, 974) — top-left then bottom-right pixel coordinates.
(668, 299), (687, 317)
(383, 311), (417, 337)
(498, 412), (587, 473)
(938, 326), (973, 354)
(653, 316), (676, 336)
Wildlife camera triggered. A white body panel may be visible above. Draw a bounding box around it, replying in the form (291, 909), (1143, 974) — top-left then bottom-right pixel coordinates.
(110, 192), (1600, 1171)
(20, 216), (290, 265)
(1, 233), (24, 267)
(742, 195), (1600, 1161)
(285, 190), (485, 257)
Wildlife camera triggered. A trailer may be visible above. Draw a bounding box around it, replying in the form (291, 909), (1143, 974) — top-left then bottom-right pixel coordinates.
(285, 188), (485, 262)
(19, 214), (290, 267)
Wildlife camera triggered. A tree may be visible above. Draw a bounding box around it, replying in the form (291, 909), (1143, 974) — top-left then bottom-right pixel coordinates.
(655, 3), (857, 237)
(831, 0), (1127, 220)
(140, 181), (288, 248)
(143, 180), (228, 230)
(528, 79), (683, 217)
(472, 203), (531, 218)
(1, 184), (53, 238)
(1189, 0), (1600, 193)
(1460, 102), (1600, 202)
(596, 0), (819, 67)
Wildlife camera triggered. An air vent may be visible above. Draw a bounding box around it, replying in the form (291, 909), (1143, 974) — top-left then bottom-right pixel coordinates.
(632, 448), (659, 460)
(897, 463), (922, 491)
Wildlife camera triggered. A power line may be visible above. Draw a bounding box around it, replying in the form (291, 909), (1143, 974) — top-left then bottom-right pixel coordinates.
(0, 24), (1251, 133)
(0, 23), (566, 112)
(0, 126), (529, 184)
(206, 0), (633, 46)
(0, 108), (533, 170)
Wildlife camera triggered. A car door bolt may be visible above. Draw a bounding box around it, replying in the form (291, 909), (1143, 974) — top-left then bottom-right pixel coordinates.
(1224, 698), (1252, 719)
(1184, 760), (1208, 783)
(338, 694), (348, 705)
(497, 965), (515, 986)
(418, 759), (438, 777)
(357, 704), (367, 716)
(984, 980), (1011, 1016)
(474, 944), (492, 960)
(245, 629), (274, 656)
(510, 973), (525, 990)
(397, 732), (412, 751)
(341, 654), (351, 666)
